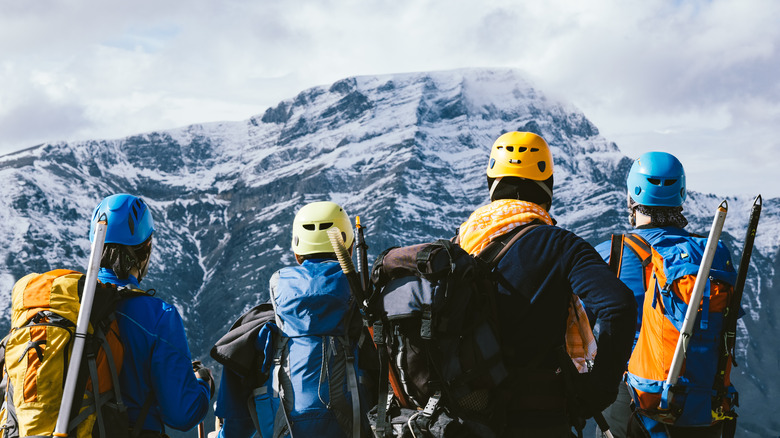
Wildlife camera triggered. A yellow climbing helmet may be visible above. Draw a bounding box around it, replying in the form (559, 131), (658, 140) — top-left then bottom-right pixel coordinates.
(486, 131), (554, 181)
(291, 201), (354, 255)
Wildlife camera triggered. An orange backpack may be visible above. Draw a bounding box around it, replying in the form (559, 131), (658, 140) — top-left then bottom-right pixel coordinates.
(0, 270), (131, 438)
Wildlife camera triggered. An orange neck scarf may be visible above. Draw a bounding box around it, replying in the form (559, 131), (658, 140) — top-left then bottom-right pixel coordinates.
(458, 199), (553, 255)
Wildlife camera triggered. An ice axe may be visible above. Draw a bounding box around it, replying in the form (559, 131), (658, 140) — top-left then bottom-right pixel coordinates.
(53, 216), (108, 437)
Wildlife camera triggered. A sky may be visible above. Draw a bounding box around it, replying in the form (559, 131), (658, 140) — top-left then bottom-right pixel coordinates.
(1, 0), (778, 198)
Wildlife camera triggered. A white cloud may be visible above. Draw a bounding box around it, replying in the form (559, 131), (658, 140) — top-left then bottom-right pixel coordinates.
(0, 0), (778, 197)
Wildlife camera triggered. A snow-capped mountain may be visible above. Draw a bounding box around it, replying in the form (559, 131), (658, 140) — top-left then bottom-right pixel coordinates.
(0, 68), (777, 436)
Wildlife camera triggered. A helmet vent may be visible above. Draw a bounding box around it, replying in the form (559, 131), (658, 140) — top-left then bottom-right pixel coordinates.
(647, 178), (662, 186)
(664, 179), (677, 186)
(537, 162), (546, 173)
(132, 205), (138, 219)
(506, 146), (514, 152)
(127, 213), (135, 235)
(529, 148), (537, 152)
(318, 222), (333, 230)
(302, 224), (316, 231)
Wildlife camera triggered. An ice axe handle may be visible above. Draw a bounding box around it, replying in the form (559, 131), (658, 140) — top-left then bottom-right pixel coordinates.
(53, 218), (108, 437)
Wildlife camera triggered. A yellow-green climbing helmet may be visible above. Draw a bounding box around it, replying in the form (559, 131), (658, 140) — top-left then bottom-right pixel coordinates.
(291, 201), (354, 255)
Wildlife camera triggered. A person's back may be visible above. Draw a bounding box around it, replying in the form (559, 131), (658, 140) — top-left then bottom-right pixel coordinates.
(458, 132), (636, 437)
(212, 201), (373, 438)
(90, 194), (214, 436)
(595, 152), (737, 438)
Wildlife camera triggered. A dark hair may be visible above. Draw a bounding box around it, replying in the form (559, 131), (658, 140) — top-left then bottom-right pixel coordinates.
(296, 252), (338, 262)
(100, 236), (153, 280)
(628, 195), (688, 228)
(488, 176), (554, 205)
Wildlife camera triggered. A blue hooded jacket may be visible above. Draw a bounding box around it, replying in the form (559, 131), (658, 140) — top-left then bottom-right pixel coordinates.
(98, 268), (210, 433)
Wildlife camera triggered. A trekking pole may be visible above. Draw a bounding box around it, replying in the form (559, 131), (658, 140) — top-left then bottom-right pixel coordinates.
(329, 227), (411, 437)
(594, 412), (614, 438)
(53, 216), (108, 437)
(197, 422), (206, 438)
(665, 200), (728, 405)
(355, 216), (370, 293)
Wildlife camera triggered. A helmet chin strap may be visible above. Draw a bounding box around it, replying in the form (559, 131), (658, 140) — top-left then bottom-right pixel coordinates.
(489, 177), (503, 200)
(534, 180), (553, 202)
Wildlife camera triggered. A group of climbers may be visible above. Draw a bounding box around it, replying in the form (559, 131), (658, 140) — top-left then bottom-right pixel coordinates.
(0, 130), (744, 438)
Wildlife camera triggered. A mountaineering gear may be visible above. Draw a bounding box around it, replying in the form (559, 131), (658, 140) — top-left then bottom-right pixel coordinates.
(624, 202), (737, 429)
(665, 201), (728, 404)
(327, 227), (413, 438)
(292, 201), (354, 255)
(256, 260), (369, 437)
(0, 269), (146, 438)
(486, 131), (553, 181)
(211, 259), (372, 438)
(486, 131), (554, 203)
(91, 194), (155, 246)
(211, 304), (277, 437)
(99, 268), (212, 434)
(55, 217), (109, 438)
(92, 194), (155, 281)
(714, 195), (762, 437)
(355, 216), (370, 292)
(459, 200), (636, 436)
(368, 237), (514, 435)
(626, 152), (686, 207)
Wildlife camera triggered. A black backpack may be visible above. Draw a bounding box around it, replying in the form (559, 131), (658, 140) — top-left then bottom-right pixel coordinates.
(367, 225), (539, 437)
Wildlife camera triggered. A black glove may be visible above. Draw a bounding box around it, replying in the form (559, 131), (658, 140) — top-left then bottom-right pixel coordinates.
(192, 360), (216, 399)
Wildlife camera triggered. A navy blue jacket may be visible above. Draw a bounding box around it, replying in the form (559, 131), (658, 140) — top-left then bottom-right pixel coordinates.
(494, 224), (636, 414)
(98, 268), (211, 433)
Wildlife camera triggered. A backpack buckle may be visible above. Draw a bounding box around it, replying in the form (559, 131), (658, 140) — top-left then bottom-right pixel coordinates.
(423, 391), (441, 417)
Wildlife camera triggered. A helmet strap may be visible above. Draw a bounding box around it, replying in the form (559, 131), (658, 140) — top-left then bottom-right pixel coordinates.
(534, 180), (553, 202)
(490, 177), (553, 204)
(489, 177), (503, 200)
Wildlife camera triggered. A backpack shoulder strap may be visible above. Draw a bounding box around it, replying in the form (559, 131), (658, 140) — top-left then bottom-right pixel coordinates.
(608, 234), (625, 276)
(623, 233), (653, 289)
(476, 222), (543, 266)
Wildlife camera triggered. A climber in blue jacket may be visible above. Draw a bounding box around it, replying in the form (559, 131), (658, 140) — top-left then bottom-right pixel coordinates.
(91, 193), (215, 436)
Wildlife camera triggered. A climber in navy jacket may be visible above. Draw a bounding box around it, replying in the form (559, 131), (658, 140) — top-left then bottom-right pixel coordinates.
(457, 132), (636, 437)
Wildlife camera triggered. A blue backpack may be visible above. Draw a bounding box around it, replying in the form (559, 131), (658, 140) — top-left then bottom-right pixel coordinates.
(248, 260), (371, 438)
(623, 232), (738, 427)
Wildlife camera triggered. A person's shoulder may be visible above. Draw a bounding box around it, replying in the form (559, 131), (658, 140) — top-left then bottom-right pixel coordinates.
(531, 223), (589, 243)
(117, 291), (180, 321)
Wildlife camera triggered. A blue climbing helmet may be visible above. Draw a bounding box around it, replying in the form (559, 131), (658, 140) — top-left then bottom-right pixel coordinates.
(626, 152), (686, 207)
(90, 194), (155, 245)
